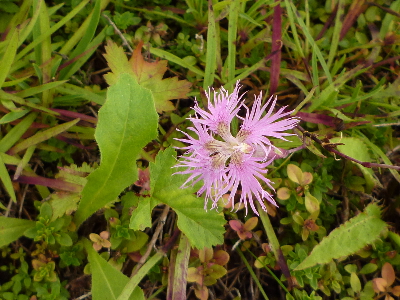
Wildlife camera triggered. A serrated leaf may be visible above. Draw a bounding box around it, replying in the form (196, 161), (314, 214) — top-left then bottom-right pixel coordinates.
(295, 203), (387, 270)
(85, 239), (144, 300)
(74, 74), (158, 227)
(0, 217), (36, 247)
(131, 147), (226, 249)
(103, 41), (132, 85)
(104, 41), (191, 113)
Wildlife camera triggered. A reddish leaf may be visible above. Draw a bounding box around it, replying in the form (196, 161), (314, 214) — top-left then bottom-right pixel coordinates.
(213, 250), (230, 266)
(129, 41), (192, 113)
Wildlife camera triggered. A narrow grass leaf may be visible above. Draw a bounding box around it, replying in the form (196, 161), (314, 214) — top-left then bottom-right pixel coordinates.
(17, 0), (42, 48)
(0, 112), (38, 152)
(283, 0), (304, 59)
(226, 0), (239, 87)
(0, 28), (19, 87)
(117, 251), (164, 300)
(15, 81), (67, 98)
(59, 28), (107, 80)
(203, 0), (218, 89)
(0, 154), (16, 201)
(149, 47), (205, 77)
(295, 203), (387, 270)
(8, 118), (80, 155)
(58, 0), (102, 80)
(15, 0), (90, 62)
(327, 0), (344, 69)
(287, 0), (333, 84)
(56, 83), (106, 105)
(74, 74), (158, 227)
(0, 216), (35, 247)
(0, 109), (30, 124)
(85, 239), (144, 300)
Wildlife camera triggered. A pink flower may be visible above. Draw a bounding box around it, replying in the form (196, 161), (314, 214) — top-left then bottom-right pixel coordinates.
(175, 82), (299, 215)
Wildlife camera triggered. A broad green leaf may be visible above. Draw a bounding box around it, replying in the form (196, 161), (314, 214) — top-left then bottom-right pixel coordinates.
(295, 203), (387, 270)
(359, 134), (400, 184)
(74, 74), (158, 227)
(330, 137), (378, 192)
(0, 217), (35, 247)
(144, 147), (226, 249)
(85, 239), (144, 300)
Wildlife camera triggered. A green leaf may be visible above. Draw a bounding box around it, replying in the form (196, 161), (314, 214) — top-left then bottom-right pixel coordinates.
(0, 28), (19, 88)
(295, 203), (387, 270)
(58, 0), (102, 80)
(350, 273), (362, 293)
(85, 239), (144, 300)
(287, 164), (303, 185)
(40, 202), (53, 220)
(0, 217), (36, 247)
(203, 1), (218, 89)
(9, 118), (80, 155)
(0, 153), (16, 202)
(104, 41), (192, 113)
(359, 134), (400, 184)
(305, 191), (320, 217)
(0, 109), (30, 124)
(150, 147), (226, 249)
(129, 198), (153, 231)
(57, 232), (73, 247)
(74, 74), (158, 227)
(331, 136), (378, 192)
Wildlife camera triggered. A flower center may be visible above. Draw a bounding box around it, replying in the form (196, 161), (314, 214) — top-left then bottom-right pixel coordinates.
(206, 134), (253, 169)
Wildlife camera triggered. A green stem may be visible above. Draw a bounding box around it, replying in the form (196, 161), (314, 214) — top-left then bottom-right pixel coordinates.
(242, 244), (291, 294)
(117, 251), (164, 300)
(257, 202), (281, 262)
(236, 248), (269, 300)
